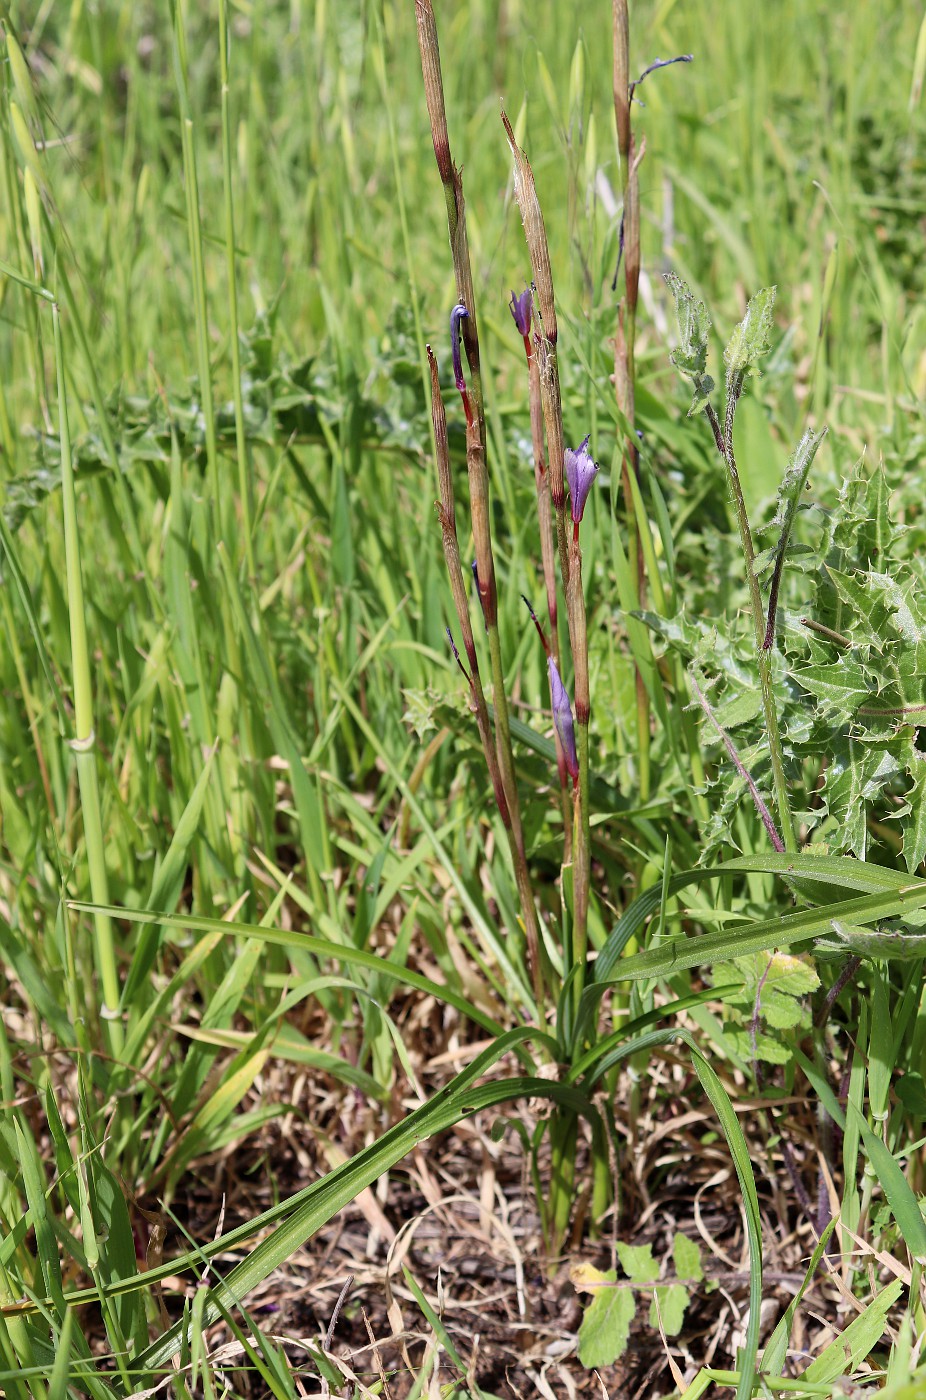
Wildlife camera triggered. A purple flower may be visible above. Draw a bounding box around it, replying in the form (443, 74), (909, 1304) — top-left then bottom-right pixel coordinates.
(450, 302), (468, 393)
(509, 287), (533, 338)
(548, 658), (579, 781)
(564, 435), (599, 525)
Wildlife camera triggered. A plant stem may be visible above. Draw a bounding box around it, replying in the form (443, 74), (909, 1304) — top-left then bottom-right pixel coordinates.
(218, 0), (254, 576)
(705, 392), (797, 850)
(568, 531), (592, 1010)
(53, 304), (122, 1057)
(524, 331), (572, 849)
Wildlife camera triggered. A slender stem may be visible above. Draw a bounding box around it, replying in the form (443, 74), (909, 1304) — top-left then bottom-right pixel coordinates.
(525, 335), (572, 849)
(573, 723), (591, 1006)
(218, 0), (254, 575)
(567, 531), (592, 1012)
(54, 304), (122, 1056)
(706, 386), (797, 851)
(486, 622), (545, 1011)
(171, 0), (219, 524)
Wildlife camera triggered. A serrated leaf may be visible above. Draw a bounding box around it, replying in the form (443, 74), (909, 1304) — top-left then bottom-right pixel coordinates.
(616, 1241), (659, 1282)
(673, 1233), (703, 1282)
(651, 1283), (688, 1336)
(724, 285), (776, 379)
(576, 1273), (635, 1368)
(737, 950), (819, 1003)
(902, 752), (926, 874)
(401, 688), (442, 740)
(825, 742), (903, 855)
(727, 1027), (794, 1064)
(665, 272), (711, 385)
(867, 571), (926, 643)
(796, 660), (870, 715)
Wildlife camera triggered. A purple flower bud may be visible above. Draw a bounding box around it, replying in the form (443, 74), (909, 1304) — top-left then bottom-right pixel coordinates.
(564, 435), (599, 525)
(450, 302), (468, 394)
(548, 658), (579, 781)
(509, 287), (533, 338)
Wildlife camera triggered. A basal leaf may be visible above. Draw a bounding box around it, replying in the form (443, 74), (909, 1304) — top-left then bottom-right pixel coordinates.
(795, 659), (871, 715)
(576, 1271), (635, 1368)
(651, 1283), (688, 1336)
(616, 1241), (659, 1283)
(673, 1233), (703, 1283)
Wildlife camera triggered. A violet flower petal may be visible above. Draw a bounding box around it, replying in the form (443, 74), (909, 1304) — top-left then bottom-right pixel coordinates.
(509, 287), (533, 338)
(564, 435), (599, 524)
(548, 657), (579, 780)
(450, 302), (468, 393)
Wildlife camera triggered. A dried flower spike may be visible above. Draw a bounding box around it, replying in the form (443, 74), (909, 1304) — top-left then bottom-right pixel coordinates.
(564, 435), (599, 527)
(509, 287), (533, 339)
(548, 657), (579, 781)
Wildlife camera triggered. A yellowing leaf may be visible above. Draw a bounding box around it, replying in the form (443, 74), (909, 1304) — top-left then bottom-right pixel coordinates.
(577, 1275), (635, 1369)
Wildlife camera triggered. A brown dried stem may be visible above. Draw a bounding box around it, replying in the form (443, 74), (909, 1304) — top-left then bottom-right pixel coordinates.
(502, 110), (570, 594)
(417, 11), (543, 1007)
(523, 331), (572, 849)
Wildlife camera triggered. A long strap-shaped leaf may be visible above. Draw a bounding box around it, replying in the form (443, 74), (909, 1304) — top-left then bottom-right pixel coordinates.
(71, 900), (510, 1040)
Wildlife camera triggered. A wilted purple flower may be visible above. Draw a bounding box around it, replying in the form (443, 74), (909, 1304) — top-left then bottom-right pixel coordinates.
(564, 435), (599, 525)
(450, 302), (468, 393)
(547, 658), (579, 781)
(509, 287), (533, 338)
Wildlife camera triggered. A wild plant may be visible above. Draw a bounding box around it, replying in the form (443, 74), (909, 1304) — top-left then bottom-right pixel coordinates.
(3, 2), (926, 1395)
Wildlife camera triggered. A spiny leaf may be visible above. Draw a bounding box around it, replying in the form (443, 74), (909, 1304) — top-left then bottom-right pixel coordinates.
(902, 748), (926, 874)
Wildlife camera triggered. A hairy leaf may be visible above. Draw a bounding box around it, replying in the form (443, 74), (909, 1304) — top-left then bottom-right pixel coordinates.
(723, 285), (777, 381)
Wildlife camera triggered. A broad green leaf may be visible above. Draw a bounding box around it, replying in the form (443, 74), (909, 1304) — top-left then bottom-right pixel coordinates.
(795, 660), (870, 715)
(903, 753), (926, 873)
(723, 285), (776, 380)
(616, 1241), (659, 1282)
(713, 951), (819, 1029)
(673, 1233), (703, 1282)
(576, 1271), (635, 1368)
(651, 1283), (687, 1335)
(598, 876), (926, 985)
